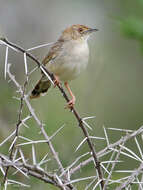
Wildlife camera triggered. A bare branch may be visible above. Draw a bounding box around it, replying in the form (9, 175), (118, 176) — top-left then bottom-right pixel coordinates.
(0, 38), (104, 189)
(1, 38), (143, 190)
(116, 163), (143, 190)
(71, 126), (143, 175)
(0, 153), (73, 190)
(7, 63), (65, 174)
(26, 42), (55, 51)
(3, 65), (28, 185)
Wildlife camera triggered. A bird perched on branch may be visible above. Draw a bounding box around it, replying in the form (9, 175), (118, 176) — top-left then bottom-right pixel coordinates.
(30, 24), (98, 107)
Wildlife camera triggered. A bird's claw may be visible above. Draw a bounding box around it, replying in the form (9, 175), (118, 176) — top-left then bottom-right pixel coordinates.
(65, 98), (76, 109)
(53, 76), (60, 87)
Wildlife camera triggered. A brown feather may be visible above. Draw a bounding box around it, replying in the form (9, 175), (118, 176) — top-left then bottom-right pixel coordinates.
(42, 41), (64, 66)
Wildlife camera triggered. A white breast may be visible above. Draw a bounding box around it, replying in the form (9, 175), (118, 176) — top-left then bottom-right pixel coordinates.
(48, 40), (89, 81)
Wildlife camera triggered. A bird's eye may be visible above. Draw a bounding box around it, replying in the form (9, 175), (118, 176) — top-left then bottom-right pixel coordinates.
(78, 28), (83, 33)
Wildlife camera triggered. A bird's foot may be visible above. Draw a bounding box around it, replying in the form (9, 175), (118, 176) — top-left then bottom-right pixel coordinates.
(65, 96), (76, 109)
(53, 75), (60, 87)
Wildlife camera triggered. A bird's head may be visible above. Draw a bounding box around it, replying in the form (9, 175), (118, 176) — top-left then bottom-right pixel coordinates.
(59, 24), (98, 42)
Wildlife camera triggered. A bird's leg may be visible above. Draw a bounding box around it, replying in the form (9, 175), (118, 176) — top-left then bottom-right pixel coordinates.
(64, 82), (76, 108)
(53, 75), (60, 87)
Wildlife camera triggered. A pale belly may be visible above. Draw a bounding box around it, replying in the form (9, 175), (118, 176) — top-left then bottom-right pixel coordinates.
(47, 41), (89, 81)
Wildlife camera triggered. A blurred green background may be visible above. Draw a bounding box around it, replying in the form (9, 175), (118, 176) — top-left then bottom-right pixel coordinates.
(0, 0), (143, 189)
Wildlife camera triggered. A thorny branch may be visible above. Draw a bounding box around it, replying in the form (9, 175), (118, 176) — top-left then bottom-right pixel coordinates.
(70, 126), (143, 175)
(0, 38), (143, 190)
(0, 153), (72, 190)
(115, 162), (143, 190)
(0, 38), (104, 189)
(2, 78), (28, 185)
(6, 64), (73, 190)
(103, 143), (124, 190)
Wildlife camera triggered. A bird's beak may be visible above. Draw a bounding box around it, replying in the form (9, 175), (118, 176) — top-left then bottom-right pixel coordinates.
(83, 28), (99, 35)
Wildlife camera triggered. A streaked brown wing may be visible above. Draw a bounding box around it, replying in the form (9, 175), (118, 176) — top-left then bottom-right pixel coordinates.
(42, 41), (64, 65)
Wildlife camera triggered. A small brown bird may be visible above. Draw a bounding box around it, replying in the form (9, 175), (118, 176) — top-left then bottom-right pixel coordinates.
(30, 24), (98, 107)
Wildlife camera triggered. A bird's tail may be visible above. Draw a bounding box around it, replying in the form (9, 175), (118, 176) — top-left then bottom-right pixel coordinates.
(30, 76), (51, 99)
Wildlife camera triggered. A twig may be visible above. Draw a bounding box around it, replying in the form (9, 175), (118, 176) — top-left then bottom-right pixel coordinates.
(70, 126), (143, 175)
(104, 143), (124, 190)
(0, 153), (72, 190)
(0, 37), (104, 189)
(115, 162), (143, 190)
(6, 64), (65, 174)
(6, 64), (75, 190)
(2, 70), (28, 185)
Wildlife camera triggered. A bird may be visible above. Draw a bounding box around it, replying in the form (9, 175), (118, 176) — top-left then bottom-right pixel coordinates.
(30, 24), (98, 107)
